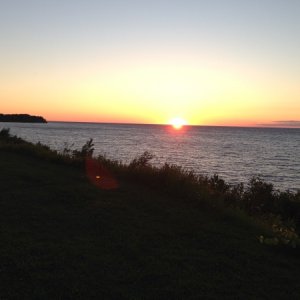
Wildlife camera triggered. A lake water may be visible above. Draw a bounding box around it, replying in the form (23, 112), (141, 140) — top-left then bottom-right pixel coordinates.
(1, 122), (299, 192)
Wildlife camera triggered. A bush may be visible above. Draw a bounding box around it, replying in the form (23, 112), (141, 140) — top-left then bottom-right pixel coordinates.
(129, 151), (154, 168)
(72, 138), (94, 159)
(243, 177), (275, 214)
(258, 214), (299, 248)
(208, 174), (230, 194)
(0, 128), (10, 139)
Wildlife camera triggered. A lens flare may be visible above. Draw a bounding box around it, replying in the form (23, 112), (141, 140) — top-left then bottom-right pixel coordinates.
(85, 158), (118, 190)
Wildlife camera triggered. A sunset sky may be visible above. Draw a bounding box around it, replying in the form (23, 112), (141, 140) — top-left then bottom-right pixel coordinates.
(1, 0), (299, 127)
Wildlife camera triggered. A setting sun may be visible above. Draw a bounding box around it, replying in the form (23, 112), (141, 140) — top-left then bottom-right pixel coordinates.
(169, 118), (187, 130)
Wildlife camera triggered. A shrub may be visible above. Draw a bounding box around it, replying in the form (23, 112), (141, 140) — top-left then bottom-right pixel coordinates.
(72, 138), (94, 159)
(258, 214), (299, 248)
(0, 128), (10, 139)
(129, 151), (154, 168)
(0, 128), (24, 144)
(208, 174), (230, 194)
(243, 177), (275, 214)
(224, 182), (244, 207)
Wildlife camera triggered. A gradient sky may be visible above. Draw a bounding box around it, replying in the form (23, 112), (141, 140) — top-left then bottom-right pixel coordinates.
(1, 0), (299, 126)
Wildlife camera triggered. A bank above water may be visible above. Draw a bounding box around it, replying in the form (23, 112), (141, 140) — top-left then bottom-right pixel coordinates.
(0, 131), (300, 299)
(0, 129), (300, 298)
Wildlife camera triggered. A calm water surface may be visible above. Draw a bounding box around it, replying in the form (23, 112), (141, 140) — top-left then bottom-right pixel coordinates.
(1, 122), (299, 192)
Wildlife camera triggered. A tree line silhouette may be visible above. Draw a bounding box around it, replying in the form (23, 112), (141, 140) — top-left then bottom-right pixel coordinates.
(0, 114), (47, 123)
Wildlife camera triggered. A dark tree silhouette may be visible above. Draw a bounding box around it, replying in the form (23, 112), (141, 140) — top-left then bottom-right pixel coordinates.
(0, 114), (47, 123)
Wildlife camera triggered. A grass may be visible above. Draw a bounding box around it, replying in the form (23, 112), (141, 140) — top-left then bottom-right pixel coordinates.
(0, 129), (300, 298)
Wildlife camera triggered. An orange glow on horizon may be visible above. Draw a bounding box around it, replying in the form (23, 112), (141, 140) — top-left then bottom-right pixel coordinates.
(1, 56), (299, 128)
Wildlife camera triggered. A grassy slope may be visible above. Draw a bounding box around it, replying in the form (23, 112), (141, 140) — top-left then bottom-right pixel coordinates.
(0, 150), (299, 299)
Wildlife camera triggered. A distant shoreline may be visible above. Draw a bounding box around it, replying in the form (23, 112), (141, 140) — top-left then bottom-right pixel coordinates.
(0, 114), (47, 123)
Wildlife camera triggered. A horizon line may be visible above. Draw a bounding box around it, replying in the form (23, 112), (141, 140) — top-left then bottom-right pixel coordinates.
(47, 120), (300, 129)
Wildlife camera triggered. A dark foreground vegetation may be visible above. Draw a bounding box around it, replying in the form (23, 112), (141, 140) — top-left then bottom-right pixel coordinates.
(0, 128), (299, 299)
(0, 113), (47, 123)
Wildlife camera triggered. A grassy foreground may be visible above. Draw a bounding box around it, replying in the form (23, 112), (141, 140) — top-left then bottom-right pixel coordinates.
(0, 132), (300, 298)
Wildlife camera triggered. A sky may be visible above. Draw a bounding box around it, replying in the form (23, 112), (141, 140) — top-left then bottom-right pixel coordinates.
(1, 0), (299, 127)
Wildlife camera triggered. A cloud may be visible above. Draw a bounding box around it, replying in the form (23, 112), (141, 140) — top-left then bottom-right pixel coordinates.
(258, 120), (300, 128)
